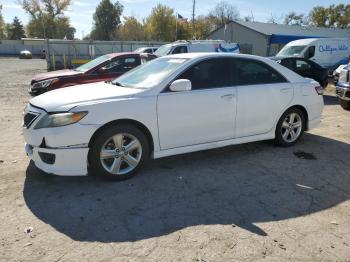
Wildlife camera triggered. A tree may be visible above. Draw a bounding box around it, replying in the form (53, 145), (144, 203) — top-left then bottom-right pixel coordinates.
(309, 4), (350, 28)
(194, 16), (213, 39)
(207, 1), (239, 28)
(18, 0), (75, 39)
(0, 5), (5, 39)
(283, 12), (307, 26)
(117, 16), (145, 41)
(6, 17), (26, 39)
(91, 0), (123, 40)
(144, 4), (176, 41)
(267, 13), (279, 24)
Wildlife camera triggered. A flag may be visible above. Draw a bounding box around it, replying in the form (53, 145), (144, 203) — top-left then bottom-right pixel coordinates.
(177, 13), (188, 23)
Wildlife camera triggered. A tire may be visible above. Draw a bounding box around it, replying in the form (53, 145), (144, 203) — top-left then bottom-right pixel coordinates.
(274, 108), (306, 147)
(340, 99), (350, 111)
(89, 124), (149, 181)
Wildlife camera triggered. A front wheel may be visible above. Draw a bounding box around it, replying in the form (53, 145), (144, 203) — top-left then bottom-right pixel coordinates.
(274, 108), (305, 147)
(340, 99), (350, 111)
(89, 125), (149, 181)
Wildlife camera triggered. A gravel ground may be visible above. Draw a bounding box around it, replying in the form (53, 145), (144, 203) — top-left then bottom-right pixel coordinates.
(0, 58), (350, 262)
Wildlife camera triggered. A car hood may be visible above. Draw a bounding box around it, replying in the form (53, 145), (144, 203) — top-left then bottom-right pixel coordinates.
(32, 69), (81, 82)
(30, 82), (144, 112)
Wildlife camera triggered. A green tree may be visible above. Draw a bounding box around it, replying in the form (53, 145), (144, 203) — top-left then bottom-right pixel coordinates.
(0, 5), (5, 39)
(91, 0), (123, 40)
(6, 16), (26, 39)
(194, 15), (213, 39)
(145, 4), (176, 41)
(117, 16), (145, 41)
(309, 4), (350, 28)
(19, 0), (75, 39)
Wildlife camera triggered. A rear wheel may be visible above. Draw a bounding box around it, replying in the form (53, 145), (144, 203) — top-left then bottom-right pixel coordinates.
(340, 99), (350, 111)
(274, 108), (305, 147)
(89, 125), (149, 180)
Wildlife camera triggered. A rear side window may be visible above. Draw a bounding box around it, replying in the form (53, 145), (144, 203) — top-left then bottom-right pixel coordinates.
(172, 46), (188, 54)
(296, 59), (312, 70)
(279, 59), (295, 71)
(231, 59), (287, 85)
(178, 58), (230, 89)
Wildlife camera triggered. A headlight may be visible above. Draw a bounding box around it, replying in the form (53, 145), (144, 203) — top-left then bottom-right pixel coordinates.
(32, 78), (59, 90)
(34, 111), (88, 129)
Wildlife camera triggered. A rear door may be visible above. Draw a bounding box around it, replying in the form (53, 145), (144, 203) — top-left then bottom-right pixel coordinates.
(233, 58), (293, 138)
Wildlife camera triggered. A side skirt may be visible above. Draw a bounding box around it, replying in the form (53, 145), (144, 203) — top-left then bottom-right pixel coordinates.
(153, 131), (275, 159)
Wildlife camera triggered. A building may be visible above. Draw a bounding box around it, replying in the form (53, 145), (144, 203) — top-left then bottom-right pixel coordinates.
(207, 20), (350, 57)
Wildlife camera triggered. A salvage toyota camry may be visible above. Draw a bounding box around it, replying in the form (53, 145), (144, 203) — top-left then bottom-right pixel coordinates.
(23, 53), (324, 180)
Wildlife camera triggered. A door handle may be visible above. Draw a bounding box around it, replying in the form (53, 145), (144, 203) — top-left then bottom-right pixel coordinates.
(280, 88), (291, 93)
(221, 94), (235, 100)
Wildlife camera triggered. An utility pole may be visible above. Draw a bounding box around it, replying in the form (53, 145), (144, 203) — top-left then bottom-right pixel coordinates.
(192, 0), (196, 39)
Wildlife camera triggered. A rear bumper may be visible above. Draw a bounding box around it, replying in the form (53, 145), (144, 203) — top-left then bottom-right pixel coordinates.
(25, 143), (89, 176)
(308, 117), (321, 130)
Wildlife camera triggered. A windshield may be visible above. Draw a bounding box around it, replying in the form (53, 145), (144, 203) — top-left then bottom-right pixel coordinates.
(75, 55), (111, 72)
(154, 44), (173, 56)
(277, 45), (307, 57)
(112, 57), (188, 89)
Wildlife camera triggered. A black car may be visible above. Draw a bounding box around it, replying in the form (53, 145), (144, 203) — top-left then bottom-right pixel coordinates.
(270, 57), (329, 88)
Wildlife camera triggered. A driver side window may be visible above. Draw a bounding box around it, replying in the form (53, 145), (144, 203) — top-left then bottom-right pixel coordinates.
(172, 46), (188, 54)
(101, 57), (140, 73)
(177, 58), (230, 90)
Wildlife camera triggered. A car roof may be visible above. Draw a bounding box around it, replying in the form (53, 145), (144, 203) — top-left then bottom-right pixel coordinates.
(107, 52), (140, 58)
(167, 52), (267, 61)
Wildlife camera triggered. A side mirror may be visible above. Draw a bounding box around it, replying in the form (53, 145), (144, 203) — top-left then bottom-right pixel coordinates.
(169, 79), (192, 92)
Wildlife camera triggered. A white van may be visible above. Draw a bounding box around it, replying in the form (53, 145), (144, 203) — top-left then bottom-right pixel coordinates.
(276, 38), (350, 68)
(154, 40), (240, 57)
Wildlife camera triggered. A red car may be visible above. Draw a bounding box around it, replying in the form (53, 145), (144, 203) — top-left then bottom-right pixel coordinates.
(29, 52), (156, 95)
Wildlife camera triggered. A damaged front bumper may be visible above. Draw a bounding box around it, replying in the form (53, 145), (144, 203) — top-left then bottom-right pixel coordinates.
(23, 103), (100, 176)
(25, 143), (89, 176)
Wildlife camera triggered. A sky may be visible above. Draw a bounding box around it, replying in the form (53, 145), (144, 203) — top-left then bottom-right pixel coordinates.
(0, 0), (346, 39)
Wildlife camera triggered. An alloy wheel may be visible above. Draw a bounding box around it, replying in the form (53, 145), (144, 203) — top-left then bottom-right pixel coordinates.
(281, 112), (303, 143)
(100, 133), (142, 175)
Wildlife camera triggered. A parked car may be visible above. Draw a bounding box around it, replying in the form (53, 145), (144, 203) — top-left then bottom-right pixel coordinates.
(333, 61), (349, 85)
(23, 53), (324, 180)
(20, 50), (32, 59)
(335, 65), (350, 110)
(276, 38), (350, 69)
(270, 57), (329, 87)
(29, 52), (156, 95)
(154, 40), (240, 57)
(134, 47), (158, 54)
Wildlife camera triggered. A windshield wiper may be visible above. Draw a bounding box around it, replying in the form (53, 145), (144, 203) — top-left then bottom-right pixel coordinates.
(112, 81), (125, 87)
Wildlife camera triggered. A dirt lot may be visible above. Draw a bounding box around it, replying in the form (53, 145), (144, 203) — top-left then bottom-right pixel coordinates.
(0, 58), (349, 262)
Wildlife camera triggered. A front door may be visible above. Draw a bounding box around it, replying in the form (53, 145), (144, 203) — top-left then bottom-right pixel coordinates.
(157, 58), (237, 150)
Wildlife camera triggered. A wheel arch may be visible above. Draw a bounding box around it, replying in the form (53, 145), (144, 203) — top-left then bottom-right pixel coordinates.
(282, 105), (309, 130)
(88, 119), (155, 154)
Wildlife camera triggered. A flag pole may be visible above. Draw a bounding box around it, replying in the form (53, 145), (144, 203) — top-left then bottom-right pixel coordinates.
(192, 0), (195, 39)
(175, 12), (178, 41)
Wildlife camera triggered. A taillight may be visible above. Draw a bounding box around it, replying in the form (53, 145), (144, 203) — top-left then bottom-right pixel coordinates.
(315, 86), (323, 95)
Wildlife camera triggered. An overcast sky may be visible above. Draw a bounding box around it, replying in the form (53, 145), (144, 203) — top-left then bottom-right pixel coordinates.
(0, 0), (345, 39)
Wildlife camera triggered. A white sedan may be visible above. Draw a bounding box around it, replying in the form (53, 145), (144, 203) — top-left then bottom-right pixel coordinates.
(23, 53), (324, 180)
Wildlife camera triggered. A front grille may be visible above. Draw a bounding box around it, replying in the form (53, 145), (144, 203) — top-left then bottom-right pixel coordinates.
(23, 112), (40, 128)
